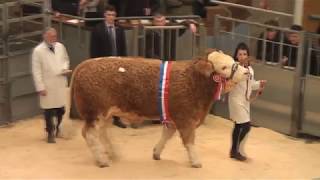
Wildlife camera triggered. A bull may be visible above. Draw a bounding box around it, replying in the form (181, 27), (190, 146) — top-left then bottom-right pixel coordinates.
(70, 51), (249, 168)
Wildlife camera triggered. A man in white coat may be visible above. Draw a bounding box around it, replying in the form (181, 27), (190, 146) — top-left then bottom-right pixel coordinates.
(32, 27), (71, 143)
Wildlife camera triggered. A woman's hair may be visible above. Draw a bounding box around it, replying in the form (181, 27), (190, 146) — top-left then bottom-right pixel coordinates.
(233, 42), (250, 61)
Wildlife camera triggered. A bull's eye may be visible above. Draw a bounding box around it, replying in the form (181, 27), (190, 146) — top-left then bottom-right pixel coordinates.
(222, 66), (227, 70)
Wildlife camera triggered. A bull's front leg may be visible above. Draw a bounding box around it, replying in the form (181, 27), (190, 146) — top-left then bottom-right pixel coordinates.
(178, 128), (202, 168)
(153, 126), (176, 160)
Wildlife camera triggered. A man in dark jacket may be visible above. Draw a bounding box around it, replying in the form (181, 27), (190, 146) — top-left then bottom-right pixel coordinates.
(90, 5), (127, 58)
(90, 5), (127, 128)
(282, 25), (303, 67)
(256, 20), (280, 63)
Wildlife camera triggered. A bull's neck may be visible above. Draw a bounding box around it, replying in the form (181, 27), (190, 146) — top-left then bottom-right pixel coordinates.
(188, 65), (217, 107)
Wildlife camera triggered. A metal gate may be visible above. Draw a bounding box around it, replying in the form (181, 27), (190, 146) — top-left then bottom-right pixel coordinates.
(0, 0), (47, 124)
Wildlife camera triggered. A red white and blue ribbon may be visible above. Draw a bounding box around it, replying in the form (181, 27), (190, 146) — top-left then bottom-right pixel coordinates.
(213, 74), (225, 101)
(158, 61), (173, 127)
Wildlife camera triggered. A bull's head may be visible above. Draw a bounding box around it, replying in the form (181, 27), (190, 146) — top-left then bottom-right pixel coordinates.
(207, 51), (248, 83)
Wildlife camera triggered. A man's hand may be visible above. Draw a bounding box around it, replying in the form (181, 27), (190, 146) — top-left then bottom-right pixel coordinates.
(281, 56), (288, 65)
(259, 80), (267, 89)
(144, 8), (151, 16)
(38, 90), (47, 96)
(189, 23), (197, 34)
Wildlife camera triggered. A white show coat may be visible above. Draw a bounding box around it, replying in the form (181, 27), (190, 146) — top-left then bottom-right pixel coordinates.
(32, 41), (70, 109)
(228, 66), (260, 124)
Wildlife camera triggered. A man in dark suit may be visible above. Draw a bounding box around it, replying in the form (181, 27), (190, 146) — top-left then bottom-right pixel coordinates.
(90, 5), (127, 128)
(90, 5), (127, 58)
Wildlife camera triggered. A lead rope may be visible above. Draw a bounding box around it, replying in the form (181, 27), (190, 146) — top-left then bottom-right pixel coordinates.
(245, 66), (263, 102)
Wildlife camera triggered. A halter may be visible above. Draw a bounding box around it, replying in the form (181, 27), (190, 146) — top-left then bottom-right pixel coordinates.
(229, 63), (239, 80)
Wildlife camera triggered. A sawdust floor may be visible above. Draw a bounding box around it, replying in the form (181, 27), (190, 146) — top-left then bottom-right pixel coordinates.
(0, 115), (320, 179)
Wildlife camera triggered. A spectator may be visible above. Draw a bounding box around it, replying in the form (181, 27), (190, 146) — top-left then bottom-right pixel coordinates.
(79, 0), (104, 27)
(256, 19), (280, 63)
(109, 0), (160, 17)
(229, 42), (266, 161)
(282, 24), (303, 67)
(145, 13), (197, 60)
(90, 5), (127, 58)
(90, 5), (127, 128)
(31, 27), (71, 143)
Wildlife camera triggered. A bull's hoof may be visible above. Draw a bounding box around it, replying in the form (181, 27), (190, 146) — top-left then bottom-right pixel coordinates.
(97, 161), (110, 168)
(153, 153), (161, 160)
(191, 163), (202, 168)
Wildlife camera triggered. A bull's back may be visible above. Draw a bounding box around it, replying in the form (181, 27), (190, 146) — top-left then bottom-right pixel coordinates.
(72, 57), (163, 116)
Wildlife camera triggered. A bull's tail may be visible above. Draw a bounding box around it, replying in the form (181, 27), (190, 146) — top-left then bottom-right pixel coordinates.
(59, 65), (80, 139)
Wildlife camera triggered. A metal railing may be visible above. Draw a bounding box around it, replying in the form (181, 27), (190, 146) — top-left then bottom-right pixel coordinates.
(0, 0), (47, 123)
(209, 0), (293, 18)
(0, 0), (46, 55)
(50, 11), (204, 59)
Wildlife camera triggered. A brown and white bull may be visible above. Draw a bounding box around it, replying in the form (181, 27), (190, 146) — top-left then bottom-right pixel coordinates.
(70, 51), (248, 168)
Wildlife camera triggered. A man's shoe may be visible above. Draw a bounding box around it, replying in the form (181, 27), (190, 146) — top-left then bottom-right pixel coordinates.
(113, 118), (127, 128)
(230, 152), (247, 161)
(47, 131), (56, 143)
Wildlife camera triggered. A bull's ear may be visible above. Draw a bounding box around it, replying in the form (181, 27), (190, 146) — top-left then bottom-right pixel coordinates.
(194, 60), (214, 77)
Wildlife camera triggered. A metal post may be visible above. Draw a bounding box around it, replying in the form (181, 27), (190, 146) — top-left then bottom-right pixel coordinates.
(293, 0), (304, 25)
(142, 28), (146, 57)
(160, 29), (164, 60)
(130, 25), (139, 56)
(1, 3), (12, 123)
(43, 0), (51, 27)
(2, 3), (9, 55)
(262, 32), (267, 62)
(290, 31), (305, 137)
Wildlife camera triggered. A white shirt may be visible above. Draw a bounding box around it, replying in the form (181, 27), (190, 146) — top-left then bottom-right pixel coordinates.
(228, 66), (260, 124)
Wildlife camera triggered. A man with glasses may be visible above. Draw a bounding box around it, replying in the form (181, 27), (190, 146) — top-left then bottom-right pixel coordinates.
(90, 5), (127, 128)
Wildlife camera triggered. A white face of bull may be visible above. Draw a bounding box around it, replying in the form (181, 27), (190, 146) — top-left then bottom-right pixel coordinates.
(208, 51), (248, 82)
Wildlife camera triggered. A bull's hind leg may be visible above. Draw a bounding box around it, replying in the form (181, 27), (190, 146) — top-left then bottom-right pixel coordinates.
(178, 128), (202, 168)
(82, 121), (110, 167)
(153, 126), (176, 160)
(98, 114), (116, 159)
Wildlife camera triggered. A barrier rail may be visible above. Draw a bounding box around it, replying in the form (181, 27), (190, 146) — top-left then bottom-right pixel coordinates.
(210, 0), (293, 18)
